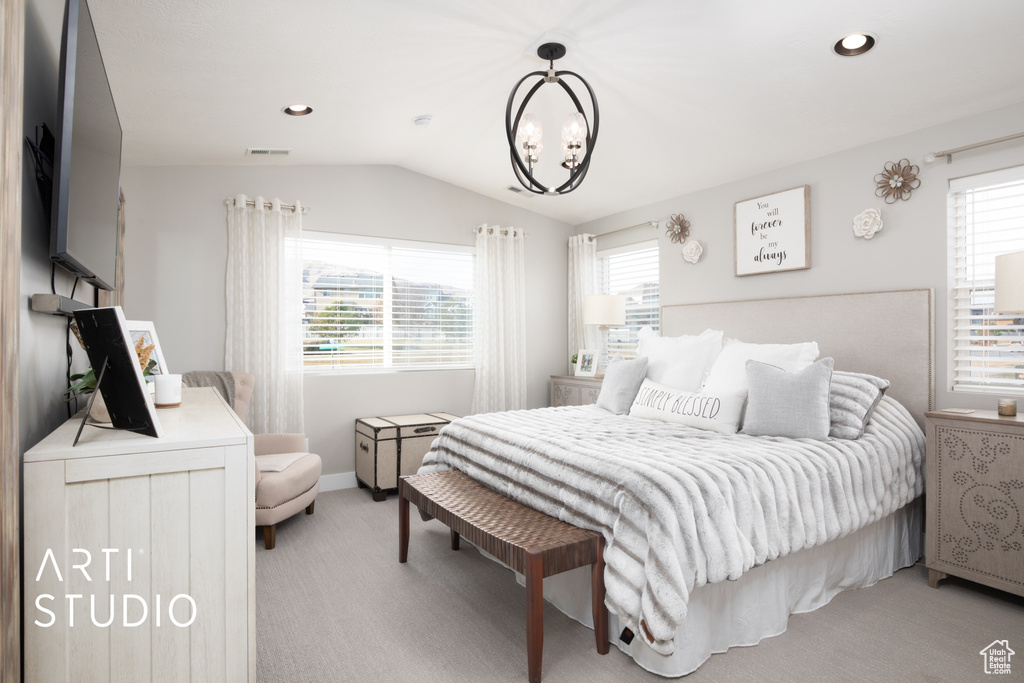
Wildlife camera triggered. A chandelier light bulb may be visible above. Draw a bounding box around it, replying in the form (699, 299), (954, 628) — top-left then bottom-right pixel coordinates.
(561, 112), (586, 169)
(562, 112), (586, 145)
(518, 114), (543, 146)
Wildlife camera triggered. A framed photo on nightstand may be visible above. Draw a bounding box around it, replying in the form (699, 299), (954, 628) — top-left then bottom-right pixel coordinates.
(575, 349), (598, 377)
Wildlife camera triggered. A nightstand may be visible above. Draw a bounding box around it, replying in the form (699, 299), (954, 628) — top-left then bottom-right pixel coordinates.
(925, 409), (1024, 597)
(549, 375), (602, 407)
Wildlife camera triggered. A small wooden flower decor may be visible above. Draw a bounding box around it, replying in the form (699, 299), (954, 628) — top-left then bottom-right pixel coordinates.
(665, 213), (690, 244)
(874, 159), (921, 203)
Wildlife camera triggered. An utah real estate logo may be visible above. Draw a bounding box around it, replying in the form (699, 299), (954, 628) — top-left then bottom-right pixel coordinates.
(980, 640), (1014, 675)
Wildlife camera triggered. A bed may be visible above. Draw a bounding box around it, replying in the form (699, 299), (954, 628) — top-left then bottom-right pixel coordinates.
(420, 289), (934, 677)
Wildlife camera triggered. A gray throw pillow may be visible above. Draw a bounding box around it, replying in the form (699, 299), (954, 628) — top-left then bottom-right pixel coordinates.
(741, 357), (834, 439)
(829, 370), (890, 439)
(596, 356), (649, 415)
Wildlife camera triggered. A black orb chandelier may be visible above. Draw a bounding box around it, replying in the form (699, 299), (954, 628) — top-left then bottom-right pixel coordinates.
(505, 42), (599, 196)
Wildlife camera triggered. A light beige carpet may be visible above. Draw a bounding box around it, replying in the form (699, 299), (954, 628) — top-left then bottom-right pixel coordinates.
(256, 488), (1024, 682)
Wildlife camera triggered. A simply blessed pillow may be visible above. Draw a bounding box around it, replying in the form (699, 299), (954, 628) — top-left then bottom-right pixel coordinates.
(637, 328), (723, 392)
(628, 378), (746, 434)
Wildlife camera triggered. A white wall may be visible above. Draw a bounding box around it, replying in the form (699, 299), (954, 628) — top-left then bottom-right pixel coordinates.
(119, 164), (571, 477)
(576, 100), (1024, 413)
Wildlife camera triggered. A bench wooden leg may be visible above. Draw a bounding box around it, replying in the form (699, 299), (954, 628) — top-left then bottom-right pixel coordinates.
(399, 492), (409, 563)
(525, 548), (543, 683)
(592, 537), (608, 655)
(450, 528), (460, 551)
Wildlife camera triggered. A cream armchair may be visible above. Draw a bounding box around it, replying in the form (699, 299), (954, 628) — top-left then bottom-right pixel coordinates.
(252, 432), (321, 549)
(183, 371), (322, 550)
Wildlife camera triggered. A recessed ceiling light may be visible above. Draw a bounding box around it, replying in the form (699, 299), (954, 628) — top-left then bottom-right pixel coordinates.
(283, 104), (313, 116)
(833, 33), (876, 57)
(412, 115), (432, 127)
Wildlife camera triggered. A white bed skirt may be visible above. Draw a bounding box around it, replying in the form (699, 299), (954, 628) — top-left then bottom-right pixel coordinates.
(505, 498), (922, 678)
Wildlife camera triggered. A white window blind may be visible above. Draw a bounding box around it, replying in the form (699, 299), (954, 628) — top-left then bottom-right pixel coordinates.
(301, 233), (473, 371)
(598, 241), (660, 359)
(949, 165), (1024, 393)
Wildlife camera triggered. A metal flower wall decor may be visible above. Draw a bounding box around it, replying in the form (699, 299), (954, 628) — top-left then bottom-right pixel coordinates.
(664, 212), (702, 264)
(874, 159), (921, 203)
(665, 213), (690, 244)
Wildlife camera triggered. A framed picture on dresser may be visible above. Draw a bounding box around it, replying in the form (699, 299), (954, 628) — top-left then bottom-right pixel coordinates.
(126, 319), (168, 375)
(575, 349), (598, 377)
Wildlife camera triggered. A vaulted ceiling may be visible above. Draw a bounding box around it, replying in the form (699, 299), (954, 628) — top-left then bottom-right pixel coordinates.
(89, 0), (1024, 224)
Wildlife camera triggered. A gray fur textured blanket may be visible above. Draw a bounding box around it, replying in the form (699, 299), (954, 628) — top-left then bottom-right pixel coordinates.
(420, 396), (924, 656)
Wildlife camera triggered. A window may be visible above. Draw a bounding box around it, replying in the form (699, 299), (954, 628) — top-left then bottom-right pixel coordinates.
(300, 233), (473, 371)
(949, 165), (1024, 393)
(597, 241), (659, 359)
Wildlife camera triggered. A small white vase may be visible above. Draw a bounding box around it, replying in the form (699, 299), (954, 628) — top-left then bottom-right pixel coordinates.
(88, 392), (112, 423)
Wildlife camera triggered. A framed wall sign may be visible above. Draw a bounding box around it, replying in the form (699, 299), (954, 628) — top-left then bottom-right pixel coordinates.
(734, 185), (810, 276)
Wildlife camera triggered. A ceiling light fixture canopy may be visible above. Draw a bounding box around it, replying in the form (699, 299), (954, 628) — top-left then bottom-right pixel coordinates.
(505, 42), (599, 196)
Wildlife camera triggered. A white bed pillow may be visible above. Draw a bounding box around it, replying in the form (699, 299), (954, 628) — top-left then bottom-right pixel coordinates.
(703, 339), (820, 394)
(628, 378), (747, 434)
(637, 328), (723, 392)
(742, 357), (834, 439)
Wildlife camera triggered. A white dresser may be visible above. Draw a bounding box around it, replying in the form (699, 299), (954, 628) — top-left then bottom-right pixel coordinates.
(549, 375), (602, 407)
(23, 387), (255, 682)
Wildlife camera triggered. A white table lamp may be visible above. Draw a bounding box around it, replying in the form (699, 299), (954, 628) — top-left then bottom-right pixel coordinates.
(995, 251), (1024, 314)
(583, 294), (626, 328)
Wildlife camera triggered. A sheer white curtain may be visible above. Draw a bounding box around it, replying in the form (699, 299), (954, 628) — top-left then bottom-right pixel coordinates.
(225, 194), (305, 434)
(568, 233), (599, 364)
(471, 224), (526, 414)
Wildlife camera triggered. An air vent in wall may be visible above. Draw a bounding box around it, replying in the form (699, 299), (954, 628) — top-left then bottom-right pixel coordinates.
(245, 148), (292, 156)
(506, 185), (533, 197)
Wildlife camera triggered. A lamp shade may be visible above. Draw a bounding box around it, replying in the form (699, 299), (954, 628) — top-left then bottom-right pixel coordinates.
(583, 294), (626, 326)
(995, 251), (1024, 314)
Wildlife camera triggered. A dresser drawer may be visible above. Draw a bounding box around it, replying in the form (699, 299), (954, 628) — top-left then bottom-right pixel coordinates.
(549, 375), (602, 407)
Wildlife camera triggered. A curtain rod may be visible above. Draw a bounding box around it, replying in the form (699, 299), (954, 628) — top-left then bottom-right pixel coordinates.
(472, 225), (528, 238)
(223, 198), (309, 214)
(586, 219), (658, 241)
(929, 131), (1024, 164)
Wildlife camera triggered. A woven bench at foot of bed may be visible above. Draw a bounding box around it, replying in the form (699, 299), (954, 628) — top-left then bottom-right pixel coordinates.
(399, 469), (608, 683)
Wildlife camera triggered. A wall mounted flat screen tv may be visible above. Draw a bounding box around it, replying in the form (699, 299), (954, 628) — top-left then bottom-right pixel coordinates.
(50, 0), (122, 291)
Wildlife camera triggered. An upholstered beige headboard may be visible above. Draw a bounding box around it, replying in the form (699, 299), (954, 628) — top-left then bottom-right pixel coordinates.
(661, 289), (934, 428)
